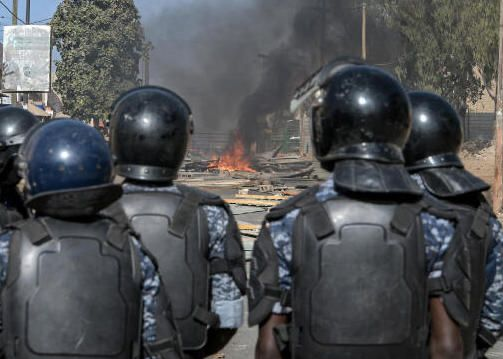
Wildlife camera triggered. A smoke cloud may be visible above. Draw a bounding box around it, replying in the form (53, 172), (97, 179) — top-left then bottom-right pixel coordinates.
(141, 0), (400, 143)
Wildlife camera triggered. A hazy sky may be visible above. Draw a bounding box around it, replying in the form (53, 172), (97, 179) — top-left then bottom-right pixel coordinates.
(0, 0), (155, 27)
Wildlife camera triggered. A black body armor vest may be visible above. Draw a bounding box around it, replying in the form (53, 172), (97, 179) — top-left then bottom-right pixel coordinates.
(2, 216), (142, 359)
(120, 185), (246, 351)
(249, 160), (429, 359)
(415, 167), (493, 359)
(290, 196), (428, 359)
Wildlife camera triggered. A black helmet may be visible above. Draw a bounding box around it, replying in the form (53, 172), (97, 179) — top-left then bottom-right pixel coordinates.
(312, 65), (411, 170)
(18, 120), (121, 217)
(110, 86), (192, 182)
(0, 107), (40, 184)
(403, 92), (463, 171)
(291, 57), (364, 113)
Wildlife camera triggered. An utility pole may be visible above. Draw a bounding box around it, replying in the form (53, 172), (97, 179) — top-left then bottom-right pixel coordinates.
(25, 0), (30, 24)
(362, 2), (367, 60)
(12, 0), (17, 25)
(10, 0), (18, 105)
(25, 0), (30, 106)
(493, 0), (503, 212)
(143, 42), (153, 85)
(144, 56), (150, 86)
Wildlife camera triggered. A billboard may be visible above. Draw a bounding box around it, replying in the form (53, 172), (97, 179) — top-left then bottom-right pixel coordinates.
(2, 25), (51, 93)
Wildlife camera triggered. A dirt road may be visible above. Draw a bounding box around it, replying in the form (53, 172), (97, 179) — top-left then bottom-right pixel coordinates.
(461, 144), (495, 185)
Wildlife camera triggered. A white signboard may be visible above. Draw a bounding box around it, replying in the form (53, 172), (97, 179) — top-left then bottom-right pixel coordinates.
(2, 25), (51, 92)
(0, 96), (11, 105)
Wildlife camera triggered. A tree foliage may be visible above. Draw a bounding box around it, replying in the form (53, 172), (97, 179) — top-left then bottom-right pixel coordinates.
(51, 0), (145, 119)
(382, 0), (499, 111)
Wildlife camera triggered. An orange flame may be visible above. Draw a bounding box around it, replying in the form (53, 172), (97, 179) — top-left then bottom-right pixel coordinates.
(209, 136), (256, 173)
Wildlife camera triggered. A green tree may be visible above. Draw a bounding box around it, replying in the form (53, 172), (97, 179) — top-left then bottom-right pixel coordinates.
(382, 0), (499, 112)
(462, 0), (499, 103)
(51, 0), (145, 120)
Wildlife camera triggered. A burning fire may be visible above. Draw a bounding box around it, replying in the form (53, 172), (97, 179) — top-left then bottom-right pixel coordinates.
(209, 135), (256, 173)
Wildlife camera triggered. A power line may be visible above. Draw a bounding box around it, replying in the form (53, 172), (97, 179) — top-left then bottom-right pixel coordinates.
(31, 17), (52, 24)
(0, 0), (24, 24)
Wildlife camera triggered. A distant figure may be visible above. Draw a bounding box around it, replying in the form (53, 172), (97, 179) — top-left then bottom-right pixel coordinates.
(109, 86), (247, 359)
(0, 120), (183, 359)
(403, 92), (503, 359)
(249, 64), (462, 359)
(0, 107), (39, 225)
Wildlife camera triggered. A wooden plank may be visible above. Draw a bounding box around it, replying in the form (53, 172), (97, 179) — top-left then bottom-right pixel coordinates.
(238, 223), (261, 231)
(176, 179), (251, 187)
(235, 194), (287, 201)
(283, 190), (301, 196)
(225, 199), (278, 207)
(241, 231), (259, 239)
(229, 205), (269, 215)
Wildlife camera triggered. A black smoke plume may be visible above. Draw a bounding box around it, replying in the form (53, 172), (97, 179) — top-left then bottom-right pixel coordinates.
(142, 0), (400, 148)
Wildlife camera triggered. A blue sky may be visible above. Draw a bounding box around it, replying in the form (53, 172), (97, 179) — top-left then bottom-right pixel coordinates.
(1, 0), (59, 26)
(0, 0), (155, 27)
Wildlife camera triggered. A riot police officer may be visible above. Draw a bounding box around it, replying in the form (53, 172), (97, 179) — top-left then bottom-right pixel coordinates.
(248, 64), (462, 359)
(0, 120), (183, 359)
(0, 107), (39, 225)
(403, 91), (503, 358)
(109, 86), (247, 359)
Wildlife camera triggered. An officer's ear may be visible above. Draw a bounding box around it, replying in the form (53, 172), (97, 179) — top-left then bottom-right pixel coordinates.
(15, 153), (26, 179)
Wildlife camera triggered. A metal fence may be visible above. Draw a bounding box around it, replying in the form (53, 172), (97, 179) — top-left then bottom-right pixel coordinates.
(191, 123), (301, 155)
(189, 113), (496, 155)
(191, 132), (229, 154)
(464, 112), (495, 141)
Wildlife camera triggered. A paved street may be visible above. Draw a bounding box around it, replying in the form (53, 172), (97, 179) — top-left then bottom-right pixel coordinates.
(488, 342), (503, 358)
(186, 186), (265, 358)
(215, 301), (257, 358)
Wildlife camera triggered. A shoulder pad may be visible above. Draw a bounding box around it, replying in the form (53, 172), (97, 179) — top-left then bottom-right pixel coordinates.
(390, 201), (428, 235)
(176, 184), (225, 206)
(266, 185), (320, 221)
(421, 200), (459, 222)
(8, 218), (51, 245)
(420, 167), (490, 199)
(100, 201), (129, 226)
(420, 192), (456, 213)
(5, 217), (34, 231)
(0, 204), (23, 228)
(478, 196), (494, 215)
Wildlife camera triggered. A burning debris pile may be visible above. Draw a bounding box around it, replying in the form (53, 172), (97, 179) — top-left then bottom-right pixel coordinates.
(208, 136), (256, 173)
(183, 132), (314, 179)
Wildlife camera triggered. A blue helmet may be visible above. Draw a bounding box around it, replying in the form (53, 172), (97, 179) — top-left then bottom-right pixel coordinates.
(19, 120), (122, 217)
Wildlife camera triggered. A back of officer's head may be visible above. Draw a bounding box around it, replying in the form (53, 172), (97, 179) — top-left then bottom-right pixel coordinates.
(311, 65), (411, 171)
(19, 119), (121, 218)
(403, 91), (463, 171)
(110, 86), (192, 184)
